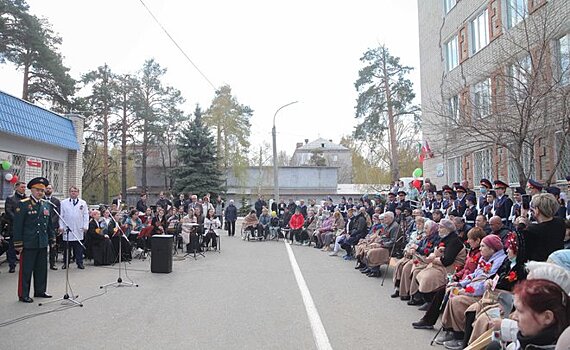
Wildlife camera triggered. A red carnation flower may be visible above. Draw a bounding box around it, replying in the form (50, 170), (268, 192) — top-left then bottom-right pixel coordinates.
(454, 265), (462, 272)
(439, 242), (445, 248)
(464, 286), (475, 294)
(507, 271), (517, 282)
(424, 248), (430, 255)
(413, 259), (419, 265)
(483, 263), (492, 273)
(427, 242), (433, 248)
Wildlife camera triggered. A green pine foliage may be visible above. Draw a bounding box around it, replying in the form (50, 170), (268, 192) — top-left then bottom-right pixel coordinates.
(173, 105), (225, 197)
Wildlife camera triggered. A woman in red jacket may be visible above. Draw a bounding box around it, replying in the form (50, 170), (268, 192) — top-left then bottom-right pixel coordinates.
(289, 207), (305, 245)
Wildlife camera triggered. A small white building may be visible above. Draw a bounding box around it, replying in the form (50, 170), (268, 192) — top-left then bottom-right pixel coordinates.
(290, 138), (353, 183)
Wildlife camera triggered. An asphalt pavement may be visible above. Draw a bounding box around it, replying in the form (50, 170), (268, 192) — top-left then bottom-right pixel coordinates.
(0, 221), (437, 349)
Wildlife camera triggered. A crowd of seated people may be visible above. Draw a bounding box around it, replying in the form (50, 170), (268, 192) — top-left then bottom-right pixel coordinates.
(240, 177), (569, 349)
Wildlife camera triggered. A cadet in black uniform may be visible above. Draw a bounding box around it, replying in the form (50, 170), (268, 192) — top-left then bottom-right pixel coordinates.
(12, 177), (55, 303)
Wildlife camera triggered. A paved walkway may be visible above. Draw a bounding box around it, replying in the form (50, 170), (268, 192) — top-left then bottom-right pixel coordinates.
(0, 222), (436, 349)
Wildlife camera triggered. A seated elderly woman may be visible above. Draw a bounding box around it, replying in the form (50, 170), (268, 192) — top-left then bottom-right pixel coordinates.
(354, 213), (384, 270)
(315, 210), (334, 249)
(464, 233), (528, 347)
(359, 211), (400, 277)
(289, 207), (305, 244)
(434, 234), (506, 349)
(242, 210), (263, 239)
(395, 220), (441, 301)
(391, 215), (428, 297)
(321, 211), (345, 251)
(412, 226), (486, 330)
(87, 210), (115, 266)
(269, 211), (280, 239)
(411, 219), (466, 308)
(302, 209), (318, 246)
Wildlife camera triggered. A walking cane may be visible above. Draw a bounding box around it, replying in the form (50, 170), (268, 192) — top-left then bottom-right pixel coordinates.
(381, 233), (405, 286)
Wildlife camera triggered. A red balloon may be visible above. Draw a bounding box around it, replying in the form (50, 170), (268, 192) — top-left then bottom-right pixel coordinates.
(412, 179), (422, 190)
(10, 175), (18, 184)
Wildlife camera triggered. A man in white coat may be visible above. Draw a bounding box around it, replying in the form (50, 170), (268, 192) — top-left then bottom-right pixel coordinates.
(59, 186), (89, 269)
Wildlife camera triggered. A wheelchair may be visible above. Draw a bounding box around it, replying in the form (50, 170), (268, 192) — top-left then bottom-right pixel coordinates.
(241, 225), (266, 241)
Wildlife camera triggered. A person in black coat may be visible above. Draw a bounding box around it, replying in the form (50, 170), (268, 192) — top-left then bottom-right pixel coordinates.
(136, 193), (148, 213)
(87, 211), (114, 266)
(224, 200), (238, 236)
(519, 193), (565, 263)
(340, 211), (367, 259)
(44, 184), (61, 270)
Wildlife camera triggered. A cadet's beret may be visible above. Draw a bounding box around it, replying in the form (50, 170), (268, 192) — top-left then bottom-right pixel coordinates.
(388, 192), (396, 197)
(455, 185), (466, 193)
(488, 190), (497, 197)
(493, 180), (509, 189)
(545, 186), (561, 196)
(436, 190), (443, 196)
(514, 187), (526, 195)
(397, 190), (407, 196)
(466, 194), (476, 203)
(27, 177), (49, 190)
(442, 185), (453, 193)
(480, 179), (493, 189)
(527, 179), (544, 191)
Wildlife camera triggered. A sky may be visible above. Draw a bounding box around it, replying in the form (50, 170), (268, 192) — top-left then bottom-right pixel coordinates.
(0, 0), (421, 157)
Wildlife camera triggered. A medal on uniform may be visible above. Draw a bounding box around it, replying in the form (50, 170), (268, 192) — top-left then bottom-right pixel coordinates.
(43, 209), (49, 216)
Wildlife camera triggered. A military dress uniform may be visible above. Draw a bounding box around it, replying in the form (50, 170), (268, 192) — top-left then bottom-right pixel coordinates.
(493, 180), (513, 224)
(12, 177), (55, 303)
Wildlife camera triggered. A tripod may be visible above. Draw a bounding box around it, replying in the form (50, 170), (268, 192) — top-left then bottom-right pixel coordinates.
(39, 200), (83, 307)
(100, 216), (138, 289)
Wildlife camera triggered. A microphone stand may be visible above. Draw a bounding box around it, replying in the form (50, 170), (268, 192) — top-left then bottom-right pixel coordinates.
(184, 223), (205, 260)
(100, 215), (138, 289)
(39, 199), (83, 307)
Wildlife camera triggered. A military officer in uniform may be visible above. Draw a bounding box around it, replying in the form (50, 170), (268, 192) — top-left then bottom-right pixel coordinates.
(44, 184), (61, 270)
(493, 180), (514, 225)
(454, 185), (468, 216)
(509, 187), (526, 229)
(527, 179), (544, 197)
(386, 192), (398, 213)
(4, 181), (27, 273)
(12, 177), (55, 303)
(477, 179), (492, 214)
(462, 194), (478, 226)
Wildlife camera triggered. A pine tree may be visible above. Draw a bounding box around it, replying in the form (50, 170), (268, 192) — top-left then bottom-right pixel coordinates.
(173, 105), (225, 197)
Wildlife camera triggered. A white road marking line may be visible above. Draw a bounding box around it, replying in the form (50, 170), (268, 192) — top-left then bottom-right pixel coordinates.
(285, 242), (333, 350)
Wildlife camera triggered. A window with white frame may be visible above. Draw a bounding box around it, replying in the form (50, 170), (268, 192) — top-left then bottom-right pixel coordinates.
(509, 55), (531, 98)
(448, 95), (460, 122)
(473, 148), (493, 183)
(42, 159), (64, 196)
(445, 35), (459, 72)
(444, 0), (457, 14)
(447, 156), (463, 183)
(506, 0), (528, 28)
(508, 144), (534, 185)
(557, 34), (570, 85)
(473, 78), (491, 118)
(471, 9), (489, 55)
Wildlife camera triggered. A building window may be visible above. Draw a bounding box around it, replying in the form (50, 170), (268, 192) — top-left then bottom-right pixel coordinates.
(555, 131), (570, 181)
(473, 78), (491, 118)
(471, 9), (489, 55)
(333, 155), (338, 162)
(473, 148), (493, 183)
(42, 160), (64, 196)
(447, 156), (463, 183)
(509, 55), (531, 98)
(506, 0), (528, 28)
(508, 144), (534, 185)
(448, 95), (460, 122)
(445, 35), (459, 71)
(557, 33), (570, 85)
(444, 0), (457, 14)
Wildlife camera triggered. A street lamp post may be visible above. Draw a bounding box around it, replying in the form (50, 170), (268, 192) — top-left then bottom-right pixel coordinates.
(272, 101), (298, 207)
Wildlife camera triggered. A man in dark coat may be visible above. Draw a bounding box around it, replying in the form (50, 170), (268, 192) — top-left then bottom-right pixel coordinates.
(254, 195), (266, 218)
(340, 210), (367, 259)
(136, 193), (148, 213)
(4, 181), (27, 273)
(493, 180), (514, 224)
(13, 177), (55, 303)
(224, 200), (238, 236)
(44, 184), (61, 270)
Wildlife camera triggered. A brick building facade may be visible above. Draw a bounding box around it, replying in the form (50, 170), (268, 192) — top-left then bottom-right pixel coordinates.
(418, 0), (570, 188)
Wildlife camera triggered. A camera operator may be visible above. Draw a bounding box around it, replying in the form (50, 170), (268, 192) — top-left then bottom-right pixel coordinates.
(3, 181), (27, 273)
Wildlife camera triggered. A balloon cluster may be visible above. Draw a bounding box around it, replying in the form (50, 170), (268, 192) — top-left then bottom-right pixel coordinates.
(1, 160), (18, 184)
(411, 167), (423, 190)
